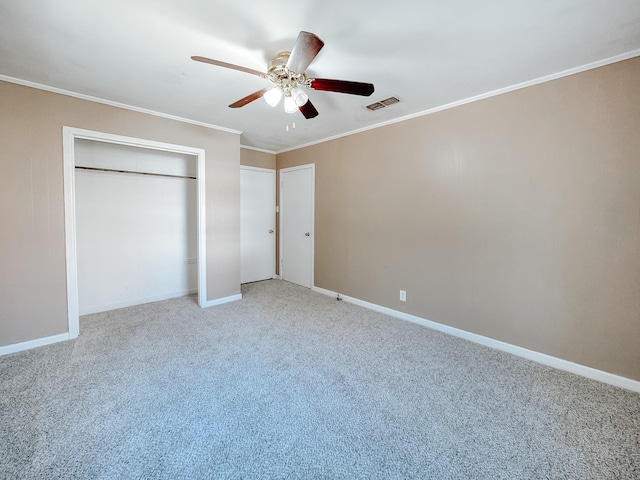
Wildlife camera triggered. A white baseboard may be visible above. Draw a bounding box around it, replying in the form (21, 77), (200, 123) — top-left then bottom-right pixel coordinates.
(79, 289), (199, 316)
(202, 293), (242, 308)
(1, 291), (241, 356)
(312, 286), (640, 393)
(0, 333), (70, 357)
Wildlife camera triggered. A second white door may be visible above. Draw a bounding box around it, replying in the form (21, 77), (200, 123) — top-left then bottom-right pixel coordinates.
(280, 164), (314, 288)
(241, 167), (276, 284)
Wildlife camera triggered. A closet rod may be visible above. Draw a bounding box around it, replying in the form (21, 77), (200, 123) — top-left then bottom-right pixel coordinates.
(75, 165), (196, 180)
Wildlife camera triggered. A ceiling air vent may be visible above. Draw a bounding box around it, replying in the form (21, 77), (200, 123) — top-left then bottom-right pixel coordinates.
(365, 96), (400, 111)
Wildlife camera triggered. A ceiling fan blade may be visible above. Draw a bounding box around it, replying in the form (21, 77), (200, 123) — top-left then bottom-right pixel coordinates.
(308, 78), (375, 96)
(191, 56), (267, 78)
(229, 88), (270, 108)
(299, 100), (319, 119)
(286, 31), (324, 74)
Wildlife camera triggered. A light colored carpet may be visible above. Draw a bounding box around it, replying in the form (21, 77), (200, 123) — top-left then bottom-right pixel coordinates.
(1, 279), (639, 479)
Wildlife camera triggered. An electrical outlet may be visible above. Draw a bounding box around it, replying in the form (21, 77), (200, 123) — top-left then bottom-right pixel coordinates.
(399, 290), (406, 302)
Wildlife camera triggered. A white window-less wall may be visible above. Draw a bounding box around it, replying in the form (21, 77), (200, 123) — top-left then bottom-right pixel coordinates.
(74, 139), (197, 315)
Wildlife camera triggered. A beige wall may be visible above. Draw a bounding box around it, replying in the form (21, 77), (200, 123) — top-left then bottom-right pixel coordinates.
(278, 57), (640, 381)
(0, 81), (241, 346)
(240, 148), (276, 169)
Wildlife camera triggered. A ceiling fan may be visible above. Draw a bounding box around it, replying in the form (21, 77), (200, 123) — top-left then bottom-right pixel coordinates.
(191, 31), (375, 119)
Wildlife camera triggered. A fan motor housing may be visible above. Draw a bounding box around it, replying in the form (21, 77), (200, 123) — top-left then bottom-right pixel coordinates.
(268, 52), (290, 71)
(267, 52), (307, 92)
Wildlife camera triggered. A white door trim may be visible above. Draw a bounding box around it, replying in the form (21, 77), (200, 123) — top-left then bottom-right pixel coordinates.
(241, 166), (277, 173)
(240, 165), (276, 282)
(63, 126), (207, 339)
(279, 163), (315, 288)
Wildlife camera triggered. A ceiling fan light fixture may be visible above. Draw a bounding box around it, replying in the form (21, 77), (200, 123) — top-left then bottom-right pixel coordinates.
(192, 30), (374, 120)
(291, 87), (309, 106)
(284, 95), (297, 113)
(264, 87), (283, 107)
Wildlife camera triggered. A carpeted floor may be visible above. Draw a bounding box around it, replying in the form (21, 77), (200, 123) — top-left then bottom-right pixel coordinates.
(1, 279), (639, 479)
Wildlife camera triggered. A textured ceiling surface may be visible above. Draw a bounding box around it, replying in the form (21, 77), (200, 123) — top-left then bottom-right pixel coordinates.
(1, 0), (639, 152)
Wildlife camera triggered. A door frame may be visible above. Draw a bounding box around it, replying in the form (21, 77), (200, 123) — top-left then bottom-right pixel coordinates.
(240, 165), (276, 283)
(63, 127), (207, 338)
(279, 163), (315, 288)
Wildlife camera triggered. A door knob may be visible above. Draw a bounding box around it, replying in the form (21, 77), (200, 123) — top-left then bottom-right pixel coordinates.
(268, 230), (274, 233)
(305, 232), (310, 236)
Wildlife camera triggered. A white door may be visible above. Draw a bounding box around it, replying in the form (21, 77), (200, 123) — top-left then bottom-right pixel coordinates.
(280, 164), (314, 288)
(241, 166), (276, 283)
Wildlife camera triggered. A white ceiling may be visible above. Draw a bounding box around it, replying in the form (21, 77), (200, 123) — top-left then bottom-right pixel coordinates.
(1, 0), (639, 152)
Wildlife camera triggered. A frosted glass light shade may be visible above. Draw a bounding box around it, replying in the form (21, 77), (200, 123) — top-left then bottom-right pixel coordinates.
(264, 87), (282, 107)
(284, 95), (297, 113)
(291, 87), (309, 106)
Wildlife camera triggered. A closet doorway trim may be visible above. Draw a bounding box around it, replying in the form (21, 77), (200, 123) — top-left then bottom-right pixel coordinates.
(62, 126), (207, 338)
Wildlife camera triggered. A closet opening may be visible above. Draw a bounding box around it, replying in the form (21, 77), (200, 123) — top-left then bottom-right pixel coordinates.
(63, 127), (206, 338)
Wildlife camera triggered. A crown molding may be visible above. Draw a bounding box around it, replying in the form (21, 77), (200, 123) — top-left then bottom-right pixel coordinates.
(240, 145), (277, 154)
(0, 74), (242, 135)
(276, 49), (640, 154)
